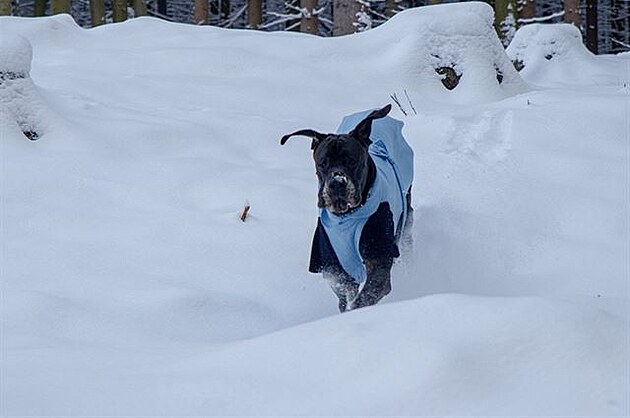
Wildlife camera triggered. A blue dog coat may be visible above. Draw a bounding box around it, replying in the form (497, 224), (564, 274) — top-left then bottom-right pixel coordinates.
(309, 109), (414, 283)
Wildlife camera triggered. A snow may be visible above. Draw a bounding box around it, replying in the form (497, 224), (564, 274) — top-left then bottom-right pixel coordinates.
(1, 2), (629, 416)
(507, 23), (630, 87)
(0, 34), (32, 74)
(0, 34), (48, 140)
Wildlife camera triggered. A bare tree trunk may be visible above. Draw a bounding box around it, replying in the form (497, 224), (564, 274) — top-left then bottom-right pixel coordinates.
(585, 0), (597, 53)
(210, 0), (229, 22)
(112, 0), (127, 21)
(384, 0), (396, 18)
(519, 0), (535, 21)
(34, 0), (47, 16)
(563, 0), (580, 27)
(247, 0), (262, 28)
(90, 0), (105, 25)
(194, 0), (208, 23)
(333, 0), (360, 36)
(133, 0), (146, 16)
(300, 0), (318, 34)
(157, 0), (167, 17)
(0, 0), (12, 15)
(51, 0), (70, 14)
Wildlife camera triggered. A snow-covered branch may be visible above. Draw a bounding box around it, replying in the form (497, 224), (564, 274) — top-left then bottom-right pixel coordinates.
(267, 10), (299, 19)
(259, 15), (300, 29)
(611, 38), (630, 50)
(221, 4), (247, 28)
(518, 10), (565, 24)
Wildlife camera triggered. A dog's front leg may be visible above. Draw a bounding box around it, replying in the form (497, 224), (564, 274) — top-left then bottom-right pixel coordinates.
(323, 271), (360, 313)
(350, 257), (393, 310)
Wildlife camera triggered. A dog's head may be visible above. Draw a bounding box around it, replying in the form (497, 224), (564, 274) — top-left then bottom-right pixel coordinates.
(281, 104), (391, 215)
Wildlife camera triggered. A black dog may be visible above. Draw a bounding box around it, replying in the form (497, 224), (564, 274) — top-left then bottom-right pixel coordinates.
(281, 104), (414, 312)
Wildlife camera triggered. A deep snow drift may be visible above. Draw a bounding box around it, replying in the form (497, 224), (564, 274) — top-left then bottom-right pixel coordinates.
(1, 1), (628, 416)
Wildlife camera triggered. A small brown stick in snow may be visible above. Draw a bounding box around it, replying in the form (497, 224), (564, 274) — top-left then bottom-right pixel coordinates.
(240, 201), (251, 222)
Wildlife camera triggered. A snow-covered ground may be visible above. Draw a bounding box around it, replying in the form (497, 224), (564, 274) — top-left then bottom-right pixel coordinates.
(1, 2), (628, 415)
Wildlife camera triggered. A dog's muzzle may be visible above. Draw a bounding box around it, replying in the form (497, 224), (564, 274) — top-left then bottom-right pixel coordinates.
(321, 172), (359, 214)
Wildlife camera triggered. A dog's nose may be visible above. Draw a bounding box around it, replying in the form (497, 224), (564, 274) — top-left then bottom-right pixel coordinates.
(331, 172), (348, 184)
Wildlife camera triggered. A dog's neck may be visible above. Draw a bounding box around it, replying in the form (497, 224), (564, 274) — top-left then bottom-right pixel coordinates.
(361, 157), (377, 205)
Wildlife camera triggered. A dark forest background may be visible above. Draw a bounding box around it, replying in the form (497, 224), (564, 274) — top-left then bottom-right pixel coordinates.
(2, 0), (629, 54)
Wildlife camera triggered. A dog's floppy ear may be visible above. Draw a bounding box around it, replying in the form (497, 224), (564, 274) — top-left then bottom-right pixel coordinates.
(280, 129), (328, 150)
(349, 104), (392, 147)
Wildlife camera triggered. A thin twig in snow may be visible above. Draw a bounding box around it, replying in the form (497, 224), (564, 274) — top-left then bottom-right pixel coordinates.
(404, 89), (417, 115)
(240, 201), (251, 222)
(390, 93), (407, 117)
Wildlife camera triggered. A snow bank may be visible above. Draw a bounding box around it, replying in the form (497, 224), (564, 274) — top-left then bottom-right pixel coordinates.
(6, 295), (626, 416)
(507, 23), (629, 86)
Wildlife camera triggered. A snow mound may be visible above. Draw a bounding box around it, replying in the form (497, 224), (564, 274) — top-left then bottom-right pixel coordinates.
(1, 3), (527, 112)
(364, 1), (528, 105)
(508, 23), (589, 65)
(0, 34), (32, 74)
(0, 34), (46, 140)
(0, 13), (82, 47)
(507, 23), (627, 86)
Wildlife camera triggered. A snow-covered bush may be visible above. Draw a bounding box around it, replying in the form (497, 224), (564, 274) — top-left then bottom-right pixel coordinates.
(364, 2), (528, 105)
(507, 24), (592, 69)
(506, 23), (626, 86)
